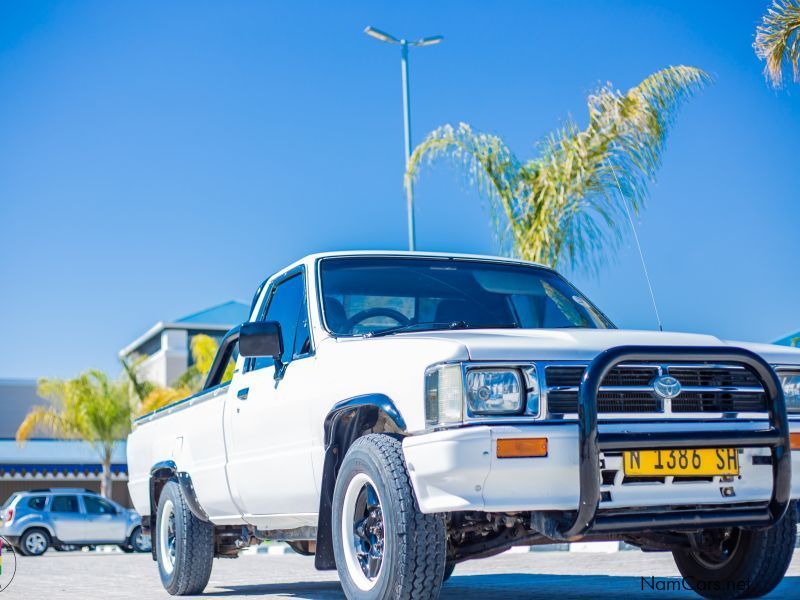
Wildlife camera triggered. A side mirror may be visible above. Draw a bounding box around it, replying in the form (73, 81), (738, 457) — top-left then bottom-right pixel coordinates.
(239, 321), (283, 360)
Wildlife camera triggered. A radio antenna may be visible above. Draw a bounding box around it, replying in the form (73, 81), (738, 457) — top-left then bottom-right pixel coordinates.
(606, 159), (664, 332)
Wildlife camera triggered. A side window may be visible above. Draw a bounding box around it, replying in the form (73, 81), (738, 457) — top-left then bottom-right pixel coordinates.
(83, 496), (117, 515)
(50, 496), (79, 513)
(27, 496), (47, 511)
(252, 273), (310, 370)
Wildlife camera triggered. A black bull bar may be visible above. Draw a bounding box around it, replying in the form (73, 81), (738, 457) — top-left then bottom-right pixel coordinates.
(557, 345), (792, 539)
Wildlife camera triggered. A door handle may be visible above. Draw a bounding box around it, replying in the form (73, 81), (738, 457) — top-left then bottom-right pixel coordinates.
(237, 388), (249, 401)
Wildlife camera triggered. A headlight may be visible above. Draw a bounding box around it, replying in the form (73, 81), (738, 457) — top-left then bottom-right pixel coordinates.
(466, 368), (524, 415)
(425, 363), (540, 426)
(779, 371), (800, 414)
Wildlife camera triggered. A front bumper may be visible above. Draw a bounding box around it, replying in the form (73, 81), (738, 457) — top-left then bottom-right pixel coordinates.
(404, 421), (800, 514)
(404, 345), (795, 537)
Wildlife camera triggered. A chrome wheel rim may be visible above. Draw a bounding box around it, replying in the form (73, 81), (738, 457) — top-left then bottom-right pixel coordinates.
(25, 531), (47, 555)
(341, 473), (385, 591)
(159, 499), (177, 574)
(135, 529), (150, 551)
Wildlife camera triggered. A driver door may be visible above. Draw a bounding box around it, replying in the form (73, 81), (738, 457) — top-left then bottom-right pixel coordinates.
(225, 268), (318, 525)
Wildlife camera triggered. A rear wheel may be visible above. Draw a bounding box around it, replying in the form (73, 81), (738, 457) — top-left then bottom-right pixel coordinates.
(672, 501), (797, 599)
(20, 528), (50, 556)
(332, 434), (447, 600)
(129, 525), (151, 553)
(155, 481), (214, 595)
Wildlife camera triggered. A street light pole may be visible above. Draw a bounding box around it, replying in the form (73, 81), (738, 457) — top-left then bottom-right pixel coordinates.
(364, 26), (443, 251)
(400, 42), (415, 250)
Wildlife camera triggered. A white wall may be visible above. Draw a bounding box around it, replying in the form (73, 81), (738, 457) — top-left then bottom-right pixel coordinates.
(136, 329), (189, 386)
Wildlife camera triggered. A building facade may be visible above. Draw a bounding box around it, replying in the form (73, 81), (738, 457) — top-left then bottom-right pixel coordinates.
(118, 300), (249, 387)
(0, 301), (247, 507)
(0, 379), (130, 505)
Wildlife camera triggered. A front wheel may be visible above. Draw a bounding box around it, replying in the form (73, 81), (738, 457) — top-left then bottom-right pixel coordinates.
(20, 528), (50, 556)
(672, 502), (797, 599)
(155, 480), (214, 595)
(332, 434), (447, 600)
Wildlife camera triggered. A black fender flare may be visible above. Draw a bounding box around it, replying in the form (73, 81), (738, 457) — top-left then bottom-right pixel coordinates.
(148, 460), (210, 560)
(314, 394), (407, 570)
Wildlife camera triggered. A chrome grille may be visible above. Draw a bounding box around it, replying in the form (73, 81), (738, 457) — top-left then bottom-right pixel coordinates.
(668, 367), (761, 388)
(671, 392), (767, 413)
(544, 363), (768, 415)
(545, 365), (658, 387)
(548, 390), (659, 413)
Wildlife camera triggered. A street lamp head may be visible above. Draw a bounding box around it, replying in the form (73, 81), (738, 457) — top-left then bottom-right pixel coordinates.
(364, 26), (400, 44)
(412, 35), (444, 47)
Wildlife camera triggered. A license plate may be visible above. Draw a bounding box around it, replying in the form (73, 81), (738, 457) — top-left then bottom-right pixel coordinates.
(623, 448), (740, 477)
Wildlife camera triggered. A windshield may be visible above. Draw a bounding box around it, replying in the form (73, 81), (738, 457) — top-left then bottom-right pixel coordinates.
(319, 257), (613, 336)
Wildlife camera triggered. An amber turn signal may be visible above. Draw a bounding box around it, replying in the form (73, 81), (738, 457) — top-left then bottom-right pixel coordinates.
(790, 432), (800, 450)
(496, 437), (548, 458)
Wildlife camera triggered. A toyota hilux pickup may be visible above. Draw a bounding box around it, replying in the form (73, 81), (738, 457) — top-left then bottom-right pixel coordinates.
(127, 251), (800, 599)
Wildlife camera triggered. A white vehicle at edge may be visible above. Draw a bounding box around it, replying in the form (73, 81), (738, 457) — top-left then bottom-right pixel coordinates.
(127, 251), (800, 599)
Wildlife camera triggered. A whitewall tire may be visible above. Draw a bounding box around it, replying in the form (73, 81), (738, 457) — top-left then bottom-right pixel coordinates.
(332, 434), (446, 600)
(155, 481), (214, 595)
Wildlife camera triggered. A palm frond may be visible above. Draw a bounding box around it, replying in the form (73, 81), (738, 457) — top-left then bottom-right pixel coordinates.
(79, 370), (132, 445)
(138, 386), (189, 416)
(406, 66), (708, 271)
(190, 334), (219, 378)
(522, 66), (708, 270)
(20, 371), (135, 458)
(755, 0), (800, 87)
(405, 123), (525, 251)
(120, 354), (155, 402)
(175, 364), (203, 393)
(16, 406), (75, 444)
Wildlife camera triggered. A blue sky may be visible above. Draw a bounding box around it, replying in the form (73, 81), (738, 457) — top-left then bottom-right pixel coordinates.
(1, 1), (798, 379)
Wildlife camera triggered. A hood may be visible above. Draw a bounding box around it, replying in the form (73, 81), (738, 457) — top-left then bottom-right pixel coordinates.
(398, 328), (800, 365)
(724, 340), (800, 366)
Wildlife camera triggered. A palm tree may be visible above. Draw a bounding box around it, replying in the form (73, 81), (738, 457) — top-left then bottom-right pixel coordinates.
(120, 354), (156, 404)
(121, 354), (185, 417)
(137, 386), (189, 417)
(172, 333), (233, 394)
(133, 334), (234, 416)
(16, 370), (135, 498)
(406, 66), (708, 272)
(754, 0), (800, 88)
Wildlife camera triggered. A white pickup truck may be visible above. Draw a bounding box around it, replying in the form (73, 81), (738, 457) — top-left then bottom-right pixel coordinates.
(128, 251), (800, 599)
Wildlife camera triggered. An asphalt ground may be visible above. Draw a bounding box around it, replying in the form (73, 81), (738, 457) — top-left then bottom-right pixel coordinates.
(3, 548), (800, 599)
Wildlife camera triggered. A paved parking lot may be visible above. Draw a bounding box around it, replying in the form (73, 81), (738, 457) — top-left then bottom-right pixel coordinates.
(4, 549), (800, 599)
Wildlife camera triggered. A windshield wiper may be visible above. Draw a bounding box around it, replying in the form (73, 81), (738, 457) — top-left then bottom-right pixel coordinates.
(366, 321), (519, 338)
